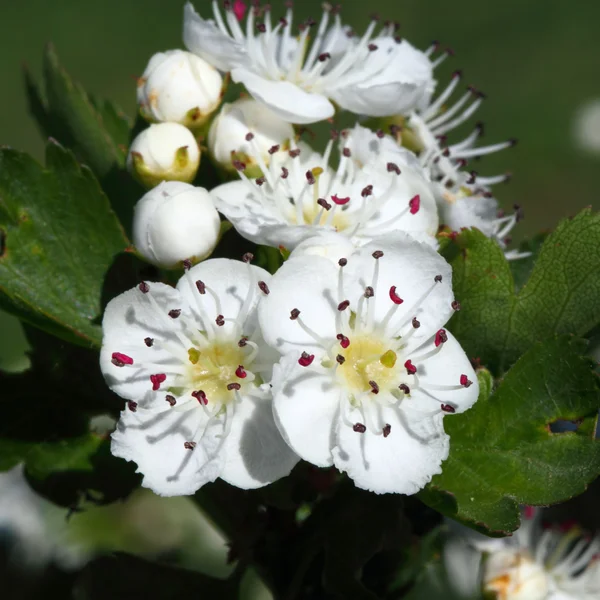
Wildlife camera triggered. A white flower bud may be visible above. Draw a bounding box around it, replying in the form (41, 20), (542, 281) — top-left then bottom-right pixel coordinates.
(133, 181), (221, 268)
(127, 123), (200, 189)
(208, 98), (294, 176)
(137, 50), (223, 127)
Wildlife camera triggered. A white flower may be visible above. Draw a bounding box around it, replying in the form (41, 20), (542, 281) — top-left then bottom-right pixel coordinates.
(132, 181), (221, 269)
(444, 508), (600, 600)
(137, 49), (223, 127)
(390, 66), (529, 259)
(208, 97), (294, 175)
(210, 133), (439, 251)
(100, 258), (299, 496)
(257, 233), (478, 494)
(438, 189), (530, 261)
(127, 122), (201, 188)
(183, 2), (435, 124)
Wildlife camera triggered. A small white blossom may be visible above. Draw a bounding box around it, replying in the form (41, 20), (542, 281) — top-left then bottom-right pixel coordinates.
(127, 122), (201, 188)
(210, 130), (439, 251)
(183, 2), (435, 124)
(100, 258), (298, 496)
(444, 508), (600, 600)
(257, 233), (478, 494)
(137, 49), (223, 127)
(387, 66), (528, 259)
(208, 97), (294, 176)
(132, 181), (221, 269)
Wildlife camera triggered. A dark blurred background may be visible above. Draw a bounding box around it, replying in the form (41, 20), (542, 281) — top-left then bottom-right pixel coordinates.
(2, 0), (600, 236)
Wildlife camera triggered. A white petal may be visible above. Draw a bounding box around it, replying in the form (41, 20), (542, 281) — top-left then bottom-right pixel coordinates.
(220, 388), (299, 488)
(345, 234), (454, 341)
(183, 2), (246, 72)
(211, 180), (292, 246)
(258, 255), (339, 354)
(407, 329), (479, 415)
(290, 231), (356, 265)
(332, 403), (449, 494)
(231, 68), (335, 124)
(271, 353), (340, 466)
(100, 283), (189, 402)
(176, 258), (270, 339)
(111, 404), (225, 496)
(352, 168), (439, 244)
(443, 535), (484, 598)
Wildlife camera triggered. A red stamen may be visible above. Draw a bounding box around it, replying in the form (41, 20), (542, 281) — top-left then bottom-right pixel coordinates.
(353, 423), (366, 433)
(192, 390), (208, 405)
(298, 352), (315, 367)
(399, 383), (410, 394)
(331, 194), (350, 205)
(111, 352), (133, 367)
(337, 334), (350, 348)
(127, 401), (137, 412)
(337, 300), (350, 311)
(184, 441), (196, 450)
(382, 424), (391, 437)
(165, 394), (177, 406)
(441, 404), (456, 413)
(227, 382), (241, 391)
(435, 329), (448, 347)
(236, 365), (247, 379)
(150, 373), (166, 391)
(389, 286), (403, 305)
(409, 195), (420, 214)
(460, 374), (473, 388)
(404, 360), (417, 375)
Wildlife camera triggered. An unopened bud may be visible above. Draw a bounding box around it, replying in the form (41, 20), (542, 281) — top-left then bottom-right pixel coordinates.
(208, 98), (294, 177)
(132, 181), (220, 269)
(137, 50), (223, 127)
(127, 123), (201, 188)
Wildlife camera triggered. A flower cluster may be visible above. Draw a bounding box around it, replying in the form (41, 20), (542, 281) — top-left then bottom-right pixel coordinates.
(99, 0), (533, 497)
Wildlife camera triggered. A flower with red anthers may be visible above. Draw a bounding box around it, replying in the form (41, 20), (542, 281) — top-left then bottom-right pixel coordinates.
(100, 258), (298, 497)
(445, 507), (600, 600)
(183, 2), (435, 124)
(259, 233), (478, 495)
(211, 125), (440, 253)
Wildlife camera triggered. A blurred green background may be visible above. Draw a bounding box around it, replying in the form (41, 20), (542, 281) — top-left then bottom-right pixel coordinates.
(0, 0), (599, 593)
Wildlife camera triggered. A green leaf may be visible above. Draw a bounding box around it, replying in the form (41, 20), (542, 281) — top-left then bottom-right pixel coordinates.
(41, 43), (130, 176)
(0, 142), (128, 347)
(447, 209), (600, 372)
(419, 336), (600, 535)
(509, 231), (548, 291)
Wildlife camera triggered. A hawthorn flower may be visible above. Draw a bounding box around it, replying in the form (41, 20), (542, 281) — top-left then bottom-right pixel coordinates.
(388, 67), (528, 259)
(257, 233), (478, 494)
(208, 97), (294, 176)
(444, 508), (600, 599)
(132, 181), (221, 269)
(100, 258), (299, 496)
(137, 49), (223, 127)
(183, 2), (435, 124)
(210, 134), (439, 251)
(127, 122), (201, 188)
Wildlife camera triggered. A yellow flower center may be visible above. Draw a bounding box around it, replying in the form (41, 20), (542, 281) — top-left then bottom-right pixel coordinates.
(186, 341), (246, 404)
(337, 335), (399, 395)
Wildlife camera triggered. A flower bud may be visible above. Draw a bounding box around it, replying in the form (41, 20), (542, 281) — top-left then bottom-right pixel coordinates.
(137, 50), (223, 127)
(127, 123), (200, 188)
(208, 98), (294, 177)
(133, 181), (221, 268)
